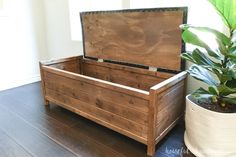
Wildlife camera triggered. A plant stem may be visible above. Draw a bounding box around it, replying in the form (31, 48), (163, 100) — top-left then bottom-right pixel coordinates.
(222, 57), (228, 68)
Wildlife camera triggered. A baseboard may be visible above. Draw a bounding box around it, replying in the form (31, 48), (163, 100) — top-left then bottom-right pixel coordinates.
(0, 75), (41, 91)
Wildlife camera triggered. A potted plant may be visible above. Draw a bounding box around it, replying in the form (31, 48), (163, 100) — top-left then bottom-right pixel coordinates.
(180, 0), (236, 157)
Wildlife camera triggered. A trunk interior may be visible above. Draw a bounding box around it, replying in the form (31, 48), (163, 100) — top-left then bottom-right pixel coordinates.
(49, 57), (174, 92)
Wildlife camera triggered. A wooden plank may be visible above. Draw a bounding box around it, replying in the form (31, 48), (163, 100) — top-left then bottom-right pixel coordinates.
(0, 105), (78, 157)
(83, 58), (174, 78)
(39, 62), (49, 105)
(0, 129), (33, 157)
(44, 71), (149, 113)
(81, 10), (185, 71)
(44, 78), (148, 125)
(46, 96), (147, 144)
(156, 81), (185, 114)
(45, 88), (148, 140)
(151, 71), (187, 92)
(40, 56), (81, 66)
(82, 62), (164, 91)
(42, 66), (150, 99)
(49, 62), (78, 73)
(155, 80), (185, 141)
(155, 116), (182, 145)
(147, 89), (158, 156)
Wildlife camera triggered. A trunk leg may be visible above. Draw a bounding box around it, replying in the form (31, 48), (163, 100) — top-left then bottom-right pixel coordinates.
(147, 89), (157, 157)
(44, 99), (49, 106)
(147, 143), (155, 157)
(39, 62), (49, 106)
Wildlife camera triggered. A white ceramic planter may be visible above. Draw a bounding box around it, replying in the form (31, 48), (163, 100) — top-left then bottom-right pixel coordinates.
(185, 95), (236, 157)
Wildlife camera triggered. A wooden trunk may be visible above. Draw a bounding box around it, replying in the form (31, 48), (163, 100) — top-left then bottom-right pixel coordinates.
(40, 7), (188, 156)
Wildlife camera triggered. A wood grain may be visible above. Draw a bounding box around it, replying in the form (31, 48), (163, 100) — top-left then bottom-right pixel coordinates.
(147, 89), (158, 156)
(43, 65), (150, 98)
(82, 61), (165, 91)
(44, 71), (149, 113)
(82, 58), (174, 78)
(0, 105), (78, 157)
(43, 71), (150, 143)
(39, 62), (49, 105)
(0, 91), (127, 157)
(147, 72), (186, 156)
(46, 88), (148, 142)
(40, 56), (80, 66)
(155, 82), (185, 135)
(44, 80), (148, 125)
(81, 10), (184, 71)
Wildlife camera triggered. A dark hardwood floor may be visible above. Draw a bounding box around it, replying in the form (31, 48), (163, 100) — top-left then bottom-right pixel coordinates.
(0, 82), (195, 157)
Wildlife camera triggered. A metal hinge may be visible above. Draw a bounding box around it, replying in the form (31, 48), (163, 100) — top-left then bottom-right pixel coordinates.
(97, 58), (104, 62)
(148, 66), (157, 72)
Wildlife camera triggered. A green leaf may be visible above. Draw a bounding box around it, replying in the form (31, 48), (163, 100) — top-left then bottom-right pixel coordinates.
(191, 48), (222, 68)
(181, 49), (222, 70)
(222, 97), (236, 105)
(217, 67), (236, 83)
(180, 25), (224, 59)
(226, 53), (236, 60)
(212, 68), (224, 82)
(188, 65), (219, 86)
(208, 0), (236, 30)
(181, 24), (231, 46)
(226, 78), (236, 88)
(192, 87), (214, 99)
(229, 46), (236, 54)
(208, 86), (219, 95)
(180, 52), (196, 64)
(217, 85), (236, 96)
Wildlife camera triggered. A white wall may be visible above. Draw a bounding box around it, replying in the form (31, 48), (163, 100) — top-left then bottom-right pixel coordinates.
(0, 0), (48, 91)
(43, 0), (83, 59)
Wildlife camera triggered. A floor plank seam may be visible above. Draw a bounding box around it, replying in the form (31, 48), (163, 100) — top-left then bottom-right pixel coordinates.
(0, 104), (81, 157)
(0, 128), (35, 157)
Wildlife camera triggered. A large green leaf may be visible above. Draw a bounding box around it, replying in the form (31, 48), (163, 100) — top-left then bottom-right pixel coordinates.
(180, 25), (225, 59)
(181, 49), (222, 70)
(181, 24), (231, 46)
(208, 0), (236, 30)
(191, 48), (222, 68)
(188, 65), (219, 86)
